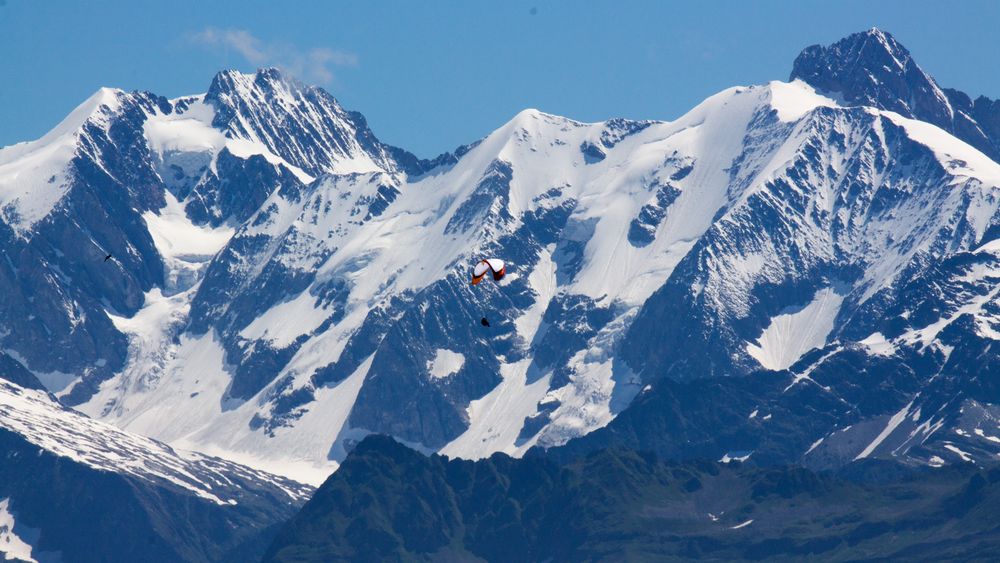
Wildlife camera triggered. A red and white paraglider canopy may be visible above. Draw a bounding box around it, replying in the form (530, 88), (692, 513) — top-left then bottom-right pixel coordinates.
(471, 258), (506, 285)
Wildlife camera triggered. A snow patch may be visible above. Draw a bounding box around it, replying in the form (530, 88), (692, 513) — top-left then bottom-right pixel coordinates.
(239, 292), (329, 348)
(860, 332), (896, 357)
(805, 436), (825, 455)
(720, 451), (753, 463)
(973, 428), (1000, 443)
(143, 99), (226, 155)
(855, 401), (913, 460)
(514, 245), (557, 343)
(33, 370), (77, 395)
(427, 349), (465, 380)
(0, 498), (47, 563)
(747, 287), (845, 371)
(144, 191), (233, 258)
(440, 359), (551, 460)
(768, 80), (839, 122)
(943, 443), (974, 463)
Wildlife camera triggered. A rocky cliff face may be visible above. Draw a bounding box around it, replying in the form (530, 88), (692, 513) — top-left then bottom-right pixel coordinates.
(791, 27), (1000, 160)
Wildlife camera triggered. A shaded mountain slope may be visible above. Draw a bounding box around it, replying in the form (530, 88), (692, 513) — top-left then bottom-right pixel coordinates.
(263, 435), (1000, 562)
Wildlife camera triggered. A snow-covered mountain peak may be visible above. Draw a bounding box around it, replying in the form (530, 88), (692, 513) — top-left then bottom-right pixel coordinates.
(791, 28), (1000, 162)
(31, 87), (127, 147)
(204, 67), (405, 177)
(0, 87), (153, 234)
(0, 86), (125, 161)
(859, 27), (911, 63)
(503, 108), (584, 130)
(792, 27), (920, 86)
(206, 68), (307, 113)
(790, 26), (948, 123)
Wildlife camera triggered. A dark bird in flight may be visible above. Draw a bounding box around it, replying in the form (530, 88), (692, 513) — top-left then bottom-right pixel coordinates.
(104, 253), (112, 262)
(480, 317), (490, 327)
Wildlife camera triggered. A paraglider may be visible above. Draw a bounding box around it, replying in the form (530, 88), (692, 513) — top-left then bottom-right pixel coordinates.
(471, 258), (505, 327)
(471, 258), (505, 285)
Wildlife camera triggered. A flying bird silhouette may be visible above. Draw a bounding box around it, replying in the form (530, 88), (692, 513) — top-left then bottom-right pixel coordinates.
(104, 253), (112, 262)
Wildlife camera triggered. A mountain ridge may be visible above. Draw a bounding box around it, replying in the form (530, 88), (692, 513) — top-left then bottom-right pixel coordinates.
(2, 30), (1000, 484)
(0, 378), (311, 562)
(791, 27), (1000, 161)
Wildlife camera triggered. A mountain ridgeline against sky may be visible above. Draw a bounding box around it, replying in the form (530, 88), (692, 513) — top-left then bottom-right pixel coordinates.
(791, 27), (1000, 161)
(1, 26), (1000, 511)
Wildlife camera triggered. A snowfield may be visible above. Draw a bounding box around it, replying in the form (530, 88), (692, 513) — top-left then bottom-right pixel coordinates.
(0, 498), (43, 563)
(747, 287), (846, 371)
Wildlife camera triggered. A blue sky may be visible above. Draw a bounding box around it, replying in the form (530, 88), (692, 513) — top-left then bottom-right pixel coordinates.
(2, 0), (999, 157)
